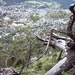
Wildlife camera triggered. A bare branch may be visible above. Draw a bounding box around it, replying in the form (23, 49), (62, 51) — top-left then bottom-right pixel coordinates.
(35, 3), (75, 75)
(35, 31), (67, 52)
(67, 4), (75, 41)
(19, 39), (36, 75)
(36, 30), (53, 60)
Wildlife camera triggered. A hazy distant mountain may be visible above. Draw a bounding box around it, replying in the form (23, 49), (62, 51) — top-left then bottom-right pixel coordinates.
(3, 0), (25, 5)
(0, 0), (6, 5)
(53, 0), (75, 8)
(42, 0), (75, 8)
(1, 0), (75, 9)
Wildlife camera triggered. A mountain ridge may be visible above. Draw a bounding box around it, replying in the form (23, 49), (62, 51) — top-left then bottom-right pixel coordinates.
(0, 0), (75, 9)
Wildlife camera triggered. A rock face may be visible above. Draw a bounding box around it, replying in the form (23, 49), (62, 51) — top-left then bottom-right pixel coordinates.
(0, 67), (19, 75)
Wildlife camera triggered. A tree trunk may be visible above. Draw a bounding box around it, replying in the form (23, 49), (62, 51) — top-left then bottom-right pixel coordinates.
(45, 50), (75, 75)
